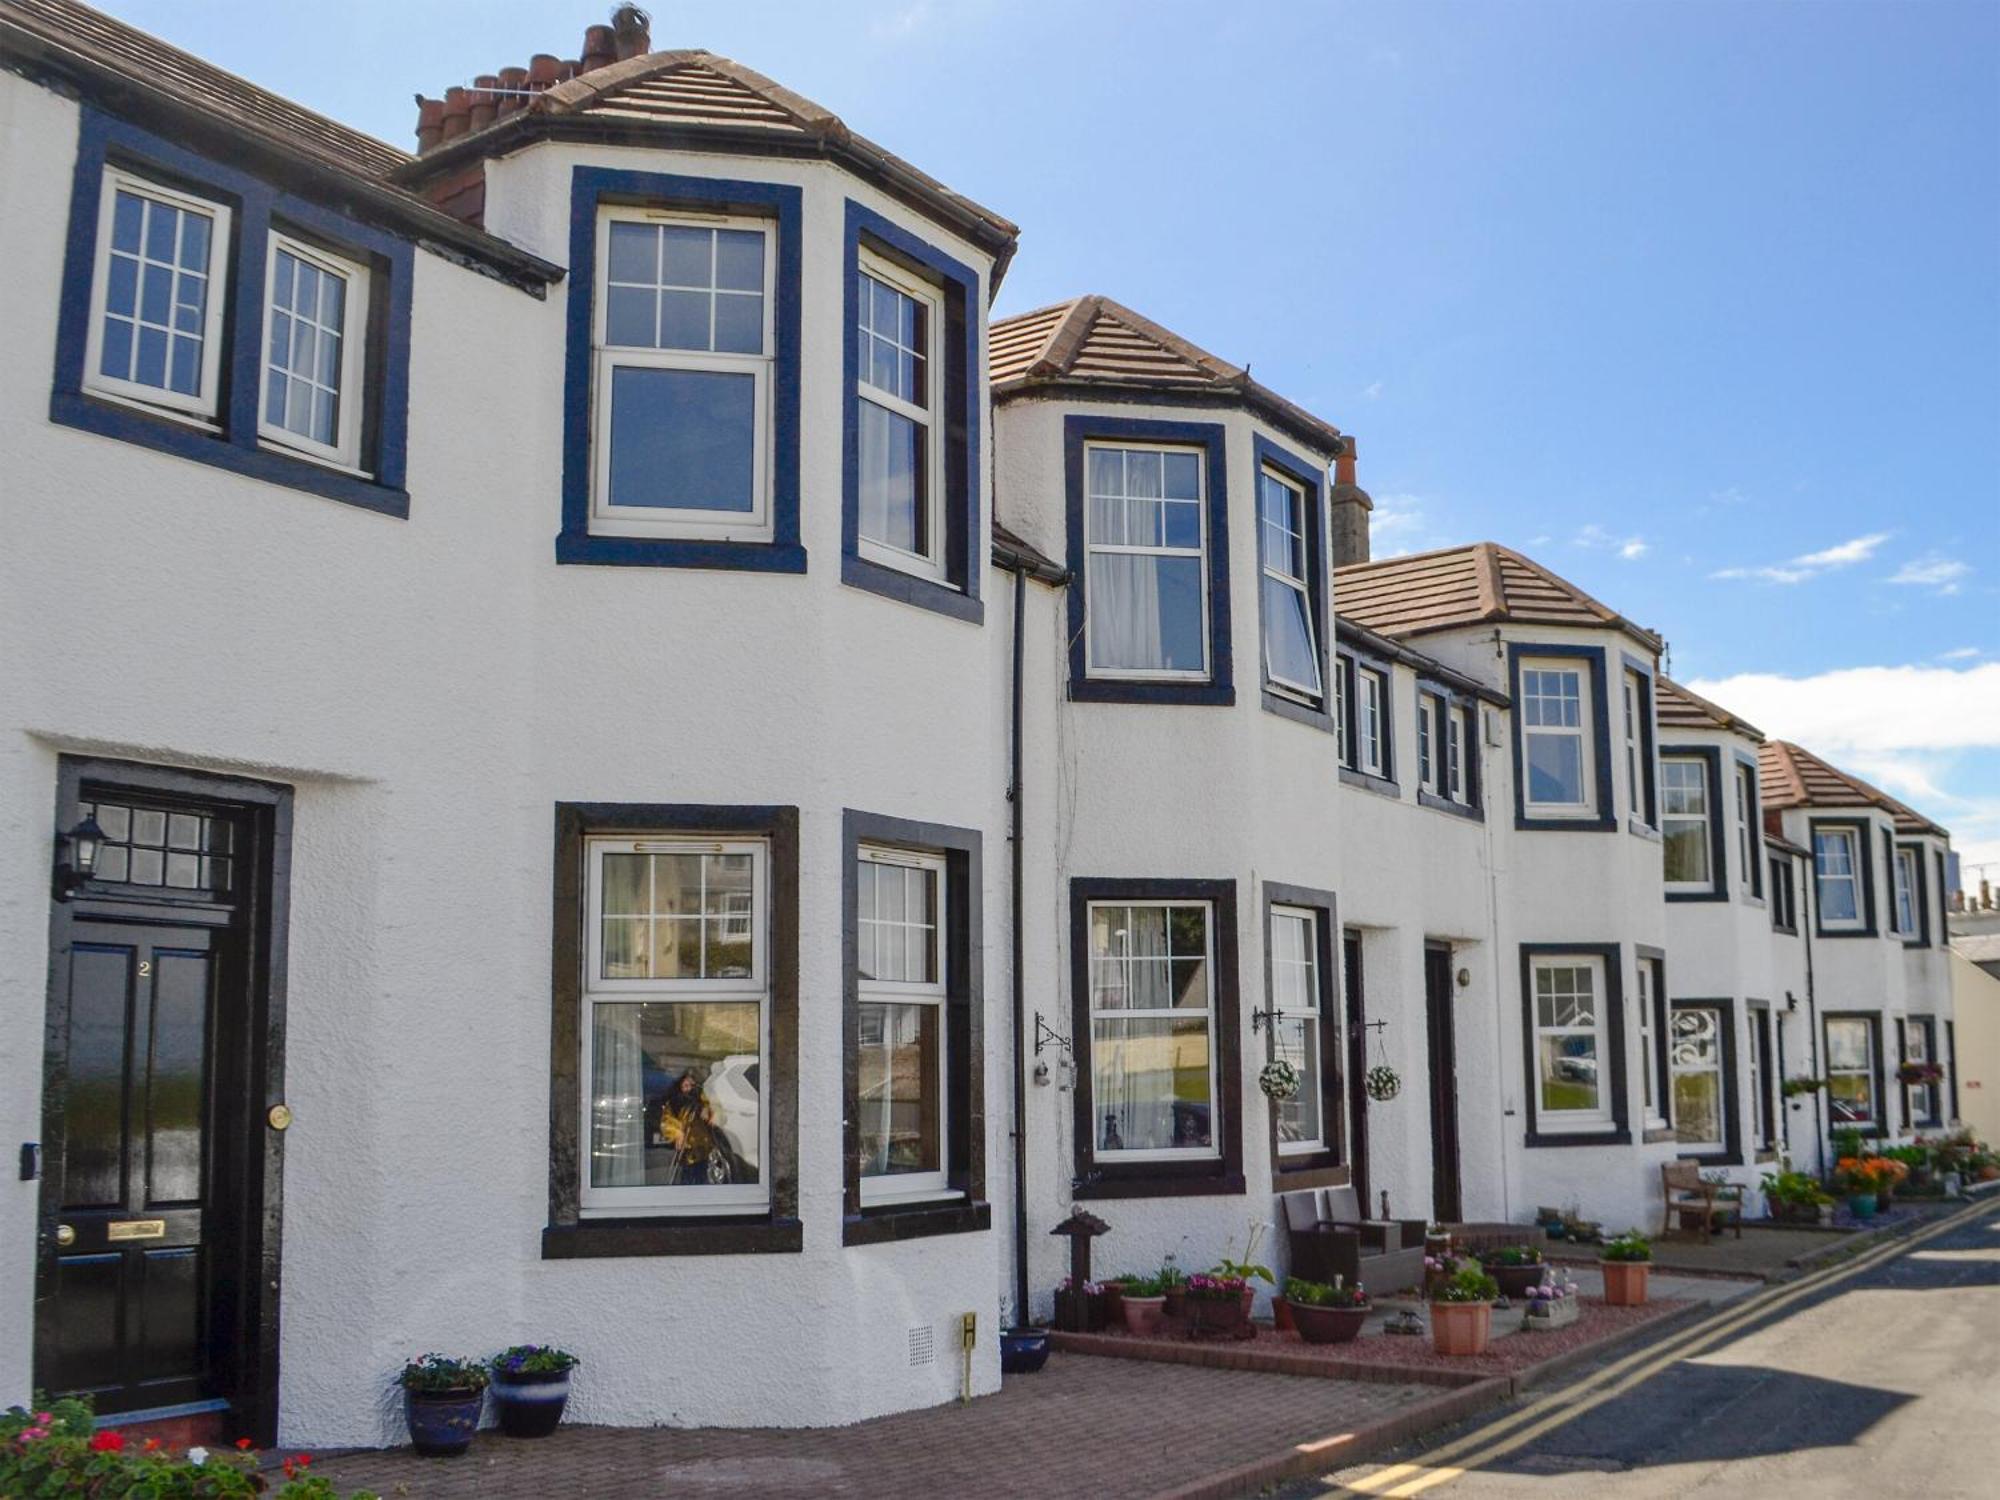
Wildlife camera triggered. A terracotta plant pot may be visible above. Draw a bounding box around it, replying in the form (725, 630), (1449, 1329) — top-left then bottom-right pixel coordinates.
(1429, 1300), (1492, 1356)
(1163, 1284), (1187, 1319)
(1186, 1295), (1245, 1337)
(1272, 1296), (1295, 1333)
(1601, 1260), (1650, 1307)
(1291, 1302), (1369, 1345)
(1121, 1295), (1167, 1337)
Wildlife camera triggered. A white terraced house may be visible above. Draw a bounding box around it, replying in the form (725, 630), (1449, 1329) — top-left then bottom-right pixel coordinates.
(0, 0), (1957, 1449)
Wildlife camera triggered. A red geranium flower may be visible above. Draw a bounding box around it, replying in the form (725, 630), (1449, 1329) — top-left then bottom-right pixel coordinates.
(235, 1437), (254, 1450)
(89, 1431), (126, 1452)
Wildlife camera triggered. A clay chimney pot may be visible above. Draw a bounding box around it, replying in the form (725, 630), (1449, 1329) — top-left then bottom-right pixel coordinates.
(469, 74), (499, 131)
(440, 86), (471, 141)
(612, 3), (652, 60)
(582, 24), (616, 72)
(414, 95), (444, 152)
(496, 66), (528, 117)
(528, 53), (561, 89)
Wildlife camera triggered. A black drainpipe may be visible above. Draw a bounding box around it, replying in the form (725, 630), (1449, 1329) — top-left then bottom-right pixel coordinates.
(1009, 560), (1031, 1328)
(1801, 847), (1825, 1164)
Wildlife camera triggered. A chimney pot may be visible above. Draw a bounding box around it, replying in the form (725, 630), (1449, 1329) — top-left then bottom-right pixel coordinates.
(612, 3), (652, 60)
(583, 24), (617, 72)
(528, 53), (562, 89)
(440, 86), (471, 142)
(496, 66), (528, 117)
(414, 95), (444, 152)
(469, 74), (499, 131)
(1329, 436), (1372, 567)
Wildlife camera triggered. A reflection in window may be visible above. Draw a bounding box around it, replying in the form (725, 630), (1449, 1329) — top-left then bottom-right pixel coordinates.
(1258, 470), (1320, 699)
(1532, 958), (1608, 1128)
(1089, 903), (1215, 1155)
(856, 849), (949, 1201)
(1825, 1016), (1876, 1126)
(1814, 828), (1863, 927)
(1662, 757), (1712, 887)
(1270, 907), (1327, 1156)
(1522, 664), (1589, 810)
(1671, 1006), (1725, 1151)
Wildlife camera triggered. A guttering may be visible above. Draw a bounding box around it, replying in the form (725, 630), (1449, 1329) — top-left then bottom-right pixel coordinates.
(1334, 616), (1511, 708)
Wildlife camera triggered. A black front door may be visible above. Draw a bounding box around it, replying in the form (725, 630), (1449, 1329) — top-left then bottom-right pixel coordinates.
(1342, 930), (1369, 1211)
(1424, 944), (1462, 1224)
(35, 764), (290, 1434)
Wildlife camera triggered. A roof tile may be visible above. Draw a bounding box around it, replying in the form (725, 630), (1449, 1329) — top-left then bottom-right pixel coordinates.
(1758, 740), (1947, 837)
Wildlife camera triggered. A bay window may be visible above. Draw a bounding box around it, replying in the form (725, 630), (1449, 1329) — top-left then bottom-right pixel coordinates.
(1258, 468), (1321, 701)
(1825, 1014), (1878, 1128)
(1670, 1004), (1728, 1154)
(1813, 825), (1867, 932)
(1528, 954), (1612, 1133)
(583, 837), (770, 1215)
(86, 169), (229, 421)
(855, 846), (948, 1202)
(1520, 660), (1594, 815)
(1662, 755), (1714, 891)
(1083, 443), (1208, 678)
(593, 209), (774, 538)
(261, 234), (369, 469)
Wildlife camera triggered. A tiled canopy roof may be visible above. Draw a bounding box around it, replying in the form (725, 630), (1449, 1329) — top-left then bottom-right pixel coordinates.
(0, 0), (410, 178)
(989, 296), (1345, 458)
(1333, 542), (1665, 655)
(1759, 740), (1947, 838)
(1656, 677), (1763, 741)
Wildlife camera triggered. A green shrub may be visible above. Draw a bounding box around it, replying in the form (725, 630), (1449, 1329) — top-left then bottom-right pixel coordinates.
(1284, 1276), (1369, 1308)
(1601, 1229), (1653, 1263)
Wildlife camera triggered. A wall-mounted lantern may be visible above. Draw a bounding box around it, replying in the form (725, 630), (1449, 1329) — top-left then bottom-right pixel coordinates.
(54, 813), (105, 900)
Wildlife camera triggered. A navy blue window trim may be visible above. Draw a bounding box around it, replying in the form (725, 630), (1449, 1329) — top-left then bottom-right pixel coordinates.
(1732, 750), (1765, 902)
(1252, 435), (1333, 732)
(52, 109), (412, 518)
(1619, 652), (1659, 831)
(1809, 816), (1877, 938)
(1337, 648), (1397, 796)
(1509, 643), (1616, 831)
(1519, 942), (1631, 1149)
(1416, 683), (1484, 821)
(558, 167), (804, 571)
(1893, 835), (1932, 948)
(1064, 415), (1233, 706)
(840, 201), (983, 624)
(1663, 745), (1728, 903)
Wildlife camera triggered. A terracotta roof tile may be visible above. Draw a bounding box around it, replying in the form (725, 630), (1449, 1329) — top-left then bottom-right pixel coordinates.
(1758, 741), (1948, 838)
(1333, 542), (1664, 655)
(1655, 677), (1763, 740)
(990, 296), (1343, 457)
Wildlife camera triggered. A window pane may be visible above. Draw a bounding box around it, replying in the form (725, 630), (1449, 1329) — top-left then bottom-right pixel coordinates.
(858, 399), (926, 554)
(1673, 1069), (1722, 1146)
(713, 292), (764, 355)
(1671, 1008), (1724, 1146)
(659, 226), (712, 287)
(1826, 1018), (1869, 1070)
(1087, 553), (1204, 673)
(714, 229), (764, 292)
(858, 1001), (940, 1177)
(1526, 732), (1584, 804)
(1829, 1071), (1874, 1123)
(590, 1001), (761, 1187)
(605, 285), (657, 346)
(1091, 1015), (1211, 1152)
(1274, 1015), (1322, 1149)
(1663, 820), (1710, 884)
(1262, 574), (1319, 692)
(607, 366), (755, 512)
(1162, 451), (1200, 499)
(266, 247), (346, 446)
(1538, 1034), (1599, 1113)
(607, 220), (658, 283)
(658, 290), (711, 350)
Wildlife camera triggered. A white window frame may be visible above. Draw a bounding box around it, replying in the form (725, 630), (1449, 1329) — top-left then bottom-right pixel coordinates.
(1520, 660), (1595, 817)
(1087, 899), (1220, 1163)
(1335, 658), (1351, 768)
(1417, 697), (1438, 794)
(84, 168), (231, 423)
(1749, 1005), (1773, 1152)
(1825, 1015), (1877, 1128)
(1448, 706), (1468, 803)
(258, 232), (370, 472)
(1637, 958), (1666, 1130)
(1623, 670), (1646, 821)
(1670, 1004), (1727, 1153)
(1905, 1017), (1938, 1126)
(1661, 755), (1713, 893)
(580, 835), (771, 1216)
(1270, 905), (1328, 1158)
(1082, 441), (1210, 682)
(1530, 955), (1613, 1132)
(1258, 468), (1321, 701)
(856, 845), (952, 1205)
(855, 250), (947, 582)
(1814, 827), (1865, 931)
(1735, 764), (1756, 895)
(590, 206), (776, 542)
(1893, 847), (1919, 938)
(1357, 668), (1386, 777)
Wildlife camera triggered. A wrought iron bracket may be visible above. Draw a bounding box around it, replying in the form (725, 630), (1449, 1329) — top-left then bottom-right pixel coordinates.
(1033, 1011), (1072, 1057)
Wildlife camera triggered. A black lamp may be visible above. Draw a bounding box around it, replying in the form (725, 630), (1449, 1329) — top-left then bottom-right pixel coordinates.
(55, 813), (105, 898)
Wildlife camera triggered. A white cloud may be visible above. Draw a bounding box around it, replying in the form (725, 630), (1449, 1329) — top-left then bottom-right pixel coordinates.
(1939, 646), (1983, 662)
(1574, 523), (1647, 559)
(1710, 531), (1891, 585)
(1369, 493), (1459, 559)
(870, 2), (932, 41)
(1360, 380), (1383, 401)
(1888, 554), (1971, 595)
(1618, 538), (1648, 560)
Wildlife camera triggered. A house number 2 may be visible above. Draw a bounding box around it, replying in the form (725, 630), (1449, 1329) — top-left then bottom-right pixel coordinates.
(138, 960), (152, 977)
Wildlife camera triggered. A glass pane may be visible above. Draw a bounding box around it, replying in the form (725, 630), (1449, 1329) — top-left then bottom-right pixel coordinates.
(604, 286), (657, 346)
(1125, 450), (1163, 499)
(1274, 1015), (1322, 1149)
(1825, 1019), (1870, 1070)
(1092, 1015), (1212, 1152)
(1526, 732), (1584, 804)
(1087, 447), (1123, 499)
(590, 1001), (761, 1188)
(1086, 554), (1204, 673)
(1663, 821), (1710, 883)
(1162, 450), (1200, 500)
(112, 190), (143, 253)
(1818, 874), (1858, 923)
(858, 1002), (941, 1176)
(1828, 1072), (1874, 1124)
(713, 292), (764, 355)
(1162, 498), (1202, 550)
(607, 221), (657, 284)
(1262, 575), (1319, 692)
(1538, 1035), (1599, 1113)
(607, 366), (756, 512)
(858, 400), (925, 554)
(714, 229), (764, 292)
(659, 226), (712, 288)
(657, 289), (711, 351)
(1673, 1070), (1722, 1146)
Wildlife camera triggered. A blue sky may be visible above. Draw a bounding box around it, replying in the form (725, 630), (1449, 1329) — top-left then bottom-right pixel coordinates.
(98, 0), (2000, 882)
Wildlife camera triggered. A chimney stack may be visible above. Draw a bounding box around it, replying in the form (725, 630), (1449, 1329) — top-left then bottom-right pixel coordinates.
(412, 7), (656, 154)
(1329, 436), (1373, 567)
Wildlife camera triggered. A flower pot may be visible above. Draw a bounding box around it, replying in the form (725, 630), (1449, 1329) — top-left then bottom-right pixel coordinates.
(404, 1388), (484, 1456)
(491, 1370), (570, 1439)
(1601, 1260), (1651, 1307)
(1482, 1262), (1546, 1300)
(1054, 1287), (1106, 1332)
(1847, 1193), (1878, 1220)
(1429, 1301), (1492, 1356)
(1186, 1296), (1245, 1337)
(1291, 1303), (1369, 1345)
(1272, 1295), (1295, 1333)
(1163, 1284), (1187, 1319)
(1000, 1328), (1051, 1374)
(1121, 1295), (1167, 1337)
(1100, 1283), (1126, 1322)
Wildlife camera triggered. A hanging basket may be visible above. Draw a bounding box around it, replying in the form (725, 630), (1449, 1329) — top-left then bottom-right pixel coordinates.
(1258, 1059), (1302, 1101)
(1365, 1064), (1402, 1102)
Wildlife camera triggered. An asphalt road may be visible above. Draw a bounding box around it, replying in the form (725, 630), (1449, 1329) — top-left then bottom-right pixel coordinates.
(1302, 1202), (2000, 1500)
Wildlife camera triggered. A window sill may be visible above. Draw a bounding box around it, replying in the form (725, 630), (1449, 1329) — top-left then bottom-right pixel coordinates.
(1261, 688), (1335, 734)
(541, 1215), (803, 1259)
(1523, 1128), (1631, 1150)
(1627, 817), (1661, 842)
(1666, 888), (1728, 904)
(1417, 790), (1482, 822)
(1814, 927), (1877, 940)
(843, 1198), (991, 1247)
(1270, 1158), (1349, 1192)
(1642, 1125), (1679, 1145)
(1339, 768), (1401, 800)
(841, 551), (982, 623)
(52, 390), (408, 519)
(1677, 1148), (1743, 1168)
(556, 530), (808, 572)
(1073, 1168), (1246, 1201)
(1516, 811), (1617, 833)
(1068, 679), (1235, 708)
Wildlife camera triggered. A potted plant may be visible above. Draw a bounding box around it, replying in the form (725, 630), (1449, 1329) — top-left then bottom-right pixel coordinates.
(489, 1345), (579, 1438)
(1119, 1273), (1168, 1336)
(1000, 1327), (1052, 1373)
(398, 1353), (489, 1456)
(1600, 1230), (1652, 1306)
(1053, 1277), (1106, 1331)
(1284, 1276), (1371, 1344)
(1159, 1259), (1189, 1319)
(1428, 1261), (1499, 1355)
(1520, 1277), (1580, 1330)
(1212, 1220), (1276, 1324)
(1476, 1244), (1546, 1300)
(1183, 1273), (1249, 1336)
(1760, 1168), (1834, 1225)
(1780, 1076), (1828, 1099)
(1896, 1060), (1943, 1088)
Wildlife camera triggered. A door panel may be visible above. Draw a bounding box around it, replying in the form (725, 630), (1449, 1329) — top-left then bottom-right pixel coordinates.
(1425, 946), (1463, 1224)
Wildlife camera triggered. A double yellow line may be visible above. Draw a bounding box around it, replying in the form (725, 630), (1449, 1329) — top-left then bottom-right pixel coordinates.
(1329, 1198), (1993, 1498)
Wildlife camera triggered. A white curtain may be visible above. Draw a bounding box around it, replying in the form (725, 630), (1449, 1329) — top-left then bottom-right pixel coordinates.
(592, 1005), (645, 1187)
(1090, 553), (1164, 672)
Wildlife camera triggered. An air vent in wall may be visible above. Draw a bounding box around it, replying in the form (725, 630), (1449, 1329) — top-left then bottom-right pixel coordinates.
(908, 1324), (935, 1367)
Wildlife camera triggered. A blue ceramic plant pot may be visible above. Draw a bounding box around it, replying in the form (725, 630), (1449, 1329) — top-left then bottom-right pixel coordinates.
(405, 1388), (484, 1456)
(492, 1370), (571, 1438)
(1000, 1328), (1051, 1374)
(1848, 1193), (1878, 1220)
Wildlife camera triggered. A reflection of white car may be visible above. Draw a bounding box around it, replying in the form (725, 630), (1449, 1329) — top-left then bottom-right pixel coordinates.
(1555, 1054), (1597, 1083)
(704, 1053), (761, 1169)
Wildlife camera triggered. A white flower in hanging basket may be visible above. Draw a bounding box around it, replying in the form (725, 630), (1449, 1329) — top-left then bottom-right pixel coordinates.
(1365, 1064), (1402, 1102)
(1258, 1059), (1302, 1101)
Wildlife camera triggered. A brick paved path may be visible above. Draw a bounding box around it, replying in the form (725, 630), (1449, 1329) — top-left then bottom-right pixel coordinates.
(310, 1353), (1440, 1498)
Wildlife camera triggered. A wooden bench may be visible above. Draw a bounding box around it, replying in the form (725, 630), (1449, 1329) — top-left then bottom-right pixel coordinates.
(1660, 1160), (1744, 1243)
